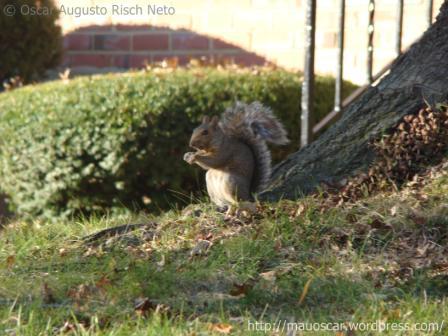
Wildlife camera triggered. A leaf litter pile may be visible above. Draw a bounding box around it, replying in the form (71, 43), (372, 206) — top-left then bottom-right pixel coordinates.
(311, 103), (448, 287)
(325, 104), (448, 205)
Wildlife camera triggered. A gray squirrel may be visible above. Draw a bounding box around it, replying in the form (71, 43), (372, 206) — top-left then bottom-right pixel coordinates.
(184, 102), (289, 214)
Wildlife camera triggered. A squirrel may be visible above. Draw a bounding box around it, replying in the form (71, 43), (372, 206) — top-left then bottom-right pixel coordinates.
(183, 101), (289, 214)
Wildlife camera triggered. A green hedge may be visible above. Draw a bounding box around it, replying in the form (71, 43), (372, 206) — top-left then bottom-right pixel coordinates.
(0, 68), (357, 219)
(0, 0), (62, 83)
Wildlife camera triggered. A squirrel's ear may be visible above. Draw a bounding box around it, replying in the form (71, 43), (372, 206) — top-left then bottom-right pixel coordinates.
(210, 116), (219, 128)
(202, 116), (210, 124)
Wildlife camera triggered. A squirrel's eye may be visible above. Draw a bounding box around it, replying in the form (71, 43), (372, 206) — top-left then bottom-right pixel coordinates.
(202, 130), (208, 135)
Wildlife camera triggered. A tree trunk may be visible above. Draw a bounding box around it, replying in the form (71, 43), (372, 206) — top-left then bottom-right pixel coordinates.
(261, 1), (448, 201)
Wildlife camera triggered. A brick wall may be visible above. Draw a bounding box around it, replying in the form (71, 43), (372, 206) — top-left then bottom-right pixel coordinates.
(63, 25), (267, 70)
(57, 0), (444, 84)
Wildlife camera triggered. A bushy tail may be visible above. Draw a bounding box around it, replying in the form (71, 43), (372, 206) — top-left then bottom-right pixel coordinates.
(220, 101), (289, 193)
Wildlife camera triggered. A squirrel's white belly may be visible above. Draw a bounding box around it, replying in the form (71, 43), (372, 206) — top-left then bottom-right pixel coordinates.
(205, 169), (236, 206)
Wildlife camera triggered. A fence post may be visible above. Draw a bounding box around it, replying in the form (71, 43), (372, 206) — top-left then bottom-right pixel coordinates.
(334, 0), (345, 115)
(427, 0), (434, 27)
(396, 0), (403, 56)
(301, 0), (316, 148)
(366, 0), (375, 84)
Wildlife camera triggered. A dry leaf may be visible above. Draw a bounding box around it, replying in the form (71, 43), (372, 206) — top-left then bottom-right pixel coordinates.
(42, 282), (56, 304)
(298, 278), (313, 305)
(295, 203), (306, 217)
(410, 214), (426, 226)
(134, 297), (156, 317)
(6, 255), (15, 269)
(190, 239), (212, 257)
(229, 282), (253, 297)
(274, 238), (282, 251)
(210, 323), (233, 334)
(96, 275), (111, 289)
(58, 321), (76, 333)
(260, 270), (276, 282)
(134, 297), (170, 317)
(390, 205), (398, 216)
(67, 284), (96, 301)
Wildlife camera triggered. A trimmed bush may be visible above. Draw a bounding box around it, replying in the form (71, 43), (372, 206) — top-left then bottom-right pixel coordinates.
(0, 67), (357, 219)
(0, 0), (62, 83)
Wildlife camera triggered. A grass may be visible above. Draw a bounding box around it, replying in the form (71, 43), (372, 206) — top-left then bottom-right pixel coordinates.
(1, 166), (448, 335)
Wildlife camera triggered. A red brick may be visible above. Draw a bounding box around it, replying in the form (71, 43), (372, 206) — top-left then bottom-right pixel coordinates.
(111, 55), (130, 68)
(115, 24), (152, 31)
(172, 34), (209, 50)
(130, 55), (152, 68)
(133, 34), (169, 51)
(232, 53), (267, 66)
(213, 39), (241, 50)
(94, 35), (130, 51)
(70, 54), (112, 68)
(76, 25), (113, 33)
(64, 35), (92, 51)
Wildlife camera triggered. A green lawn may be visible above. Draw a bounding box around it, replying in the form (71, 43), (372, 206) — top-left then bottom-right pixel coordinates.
(1, 165), (448, 335)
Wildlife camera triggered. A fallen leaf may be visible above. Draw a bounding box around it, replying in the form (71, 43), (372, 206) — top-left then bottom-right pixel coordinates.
(134, 297), (170, 317)
(6, 255), (15, 269)
(416, 244), (430, 257)
(96, 275), (111, 289)
(190, 239), (212, 257)
(389, 308), (401, 319)
(134, 297), (156, 317)
(390, 205), (398, 216)
(410, 214), (426, 226)
(59, 248), (68, 257)
(298, 278), (313, 305)
(295, 203), (306, 217)
(210, 323), (233, 334)
(58, 321), (76, 333)
(229, 281), (253, 297)
(42, 282), (56, 304)
(259, 270), (276, 282)
(274, 238), (282, 251)
(67, 284), (96, 301)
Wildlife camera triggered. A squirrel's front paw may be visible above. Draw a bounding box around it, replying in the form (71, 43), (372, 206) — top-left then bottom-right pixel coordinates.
(183, 152), (196, 164)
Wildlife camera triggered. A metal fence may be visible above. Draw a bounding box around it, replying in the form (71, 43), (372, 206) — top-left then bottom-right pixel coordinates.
(300, 0), (435, 148)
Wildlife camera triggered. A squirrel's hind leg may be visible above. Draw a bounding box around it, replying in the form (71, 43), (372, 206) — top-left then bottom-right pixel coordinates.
(225, 201), (257, 220)
(225, 205), (237, 217)
(235, 201), (257, 217)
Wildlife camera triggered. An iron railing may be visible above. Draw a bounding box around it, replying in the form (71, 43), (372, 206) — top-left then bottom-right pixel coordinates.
(300, 0), (435, 147)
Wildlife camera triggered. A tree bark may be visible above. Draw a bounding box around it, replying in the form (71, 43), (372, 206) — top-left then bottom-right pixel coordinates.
(261, 1), (448, 201)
